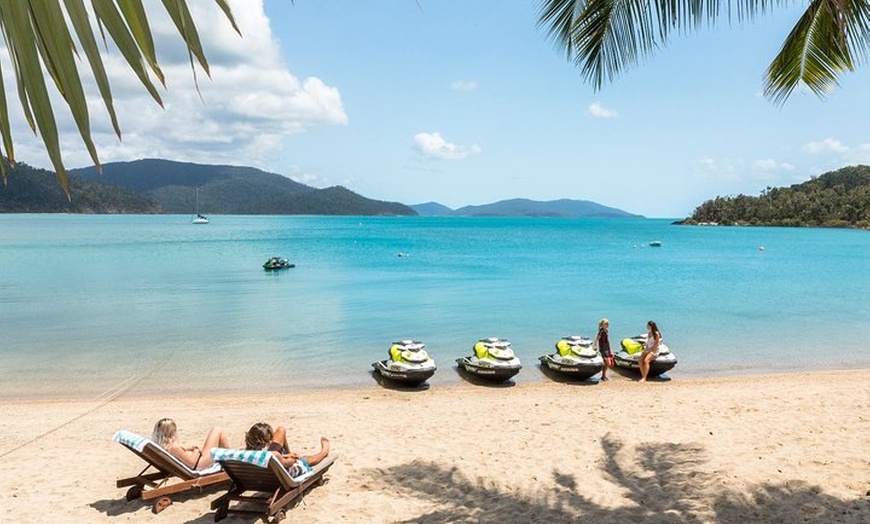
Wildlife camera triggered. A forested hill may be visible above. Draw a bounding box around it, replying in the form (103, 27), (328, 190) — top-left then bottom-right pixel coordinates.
(681, 165), (870, 228)
(0, 162), (160, 213)
(0, 158), (415, 216)
(70, 159), (415, 216)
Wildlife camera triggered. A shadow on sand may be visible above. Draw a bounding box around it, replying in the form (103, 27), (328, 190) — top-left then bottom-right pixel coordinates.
(89, 482), (227, 521)
(371, 369), (432, 392)
(365, 435), (869, 523)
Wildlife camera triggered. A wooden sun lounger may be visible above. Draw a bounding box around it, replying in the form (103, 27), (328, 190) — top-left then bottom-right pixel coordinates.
(210, 449), (336, 522)
(113, 430), (230, 514)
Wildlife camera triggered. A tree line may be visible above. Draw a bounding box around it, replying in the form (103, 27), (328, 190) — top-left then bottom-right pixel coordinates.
(682, 165), (870, 229)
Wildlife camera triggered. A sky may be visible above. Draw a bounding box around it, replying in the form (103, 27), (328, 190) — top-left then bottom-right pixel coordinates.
(5, 1), (870, 218)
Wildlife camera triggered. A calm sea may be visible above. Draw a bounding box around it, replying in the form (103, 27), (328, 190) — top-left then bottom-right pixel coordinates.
(1, 214), (867, 399)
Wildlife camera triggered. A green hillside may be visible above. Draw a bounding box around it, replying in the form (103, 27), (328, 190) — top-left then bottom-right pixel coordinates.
(0, 162), (160, 213)
(682, 165), (870, 228)
(1, 158), (415, 216)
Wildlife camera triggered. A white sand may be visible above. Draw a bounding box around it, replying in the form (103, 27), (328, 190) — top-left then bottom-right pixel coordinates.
(0, 370), (867, 523)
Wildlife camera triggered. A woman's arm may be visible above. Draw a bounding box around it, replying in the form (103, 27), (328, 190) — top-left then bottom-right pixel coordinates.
(169, 444), (202, 469)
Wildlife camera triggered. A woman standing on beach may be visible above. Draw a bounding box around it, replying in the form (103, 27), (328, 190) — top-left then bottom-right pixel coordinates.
(594, 318), (613, 381)
(245, 422), (330, 470)
(639, 320), (662, 383)
(151, 418), (231, 471)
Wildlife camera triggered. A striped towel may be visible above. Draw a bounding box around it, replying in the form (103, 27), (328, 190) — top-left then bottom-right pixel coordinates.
(210, 448), (315, 482)
(113, 430), (222, 476)
(210, 448), (273, 468)
(113, 430), (148, 452)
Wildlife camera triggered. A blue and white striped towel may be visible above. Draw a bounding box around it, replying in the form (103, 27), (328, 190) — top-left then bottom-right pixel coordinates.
(113, 430), (148, 452)
(113, 430), (222, 476)
(210, 448), (315, 482)
(210, 448), (272, 468)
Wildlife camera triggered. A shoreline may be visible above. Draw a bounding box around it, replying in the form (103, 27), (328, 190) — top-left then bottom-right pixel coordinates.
(1, 369), (868, 522)
(3, 361), (869, 403)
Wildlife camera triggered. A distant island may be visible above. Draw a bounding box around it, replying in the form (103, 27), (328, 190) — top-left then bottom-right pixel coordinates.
(0, 158), (642, 218)
(411, 198), (640, 218)
(0, 159), (414, 216)
(679, 165), (870, 229)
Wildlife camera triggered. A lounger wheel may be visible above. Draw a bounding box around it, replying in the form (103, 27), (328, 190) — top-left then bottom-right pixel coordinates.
(272, 509), (286, 522)
(214, 507), (228, 522)
(152, 496), (172, 514)
(125, 486), (143, 501)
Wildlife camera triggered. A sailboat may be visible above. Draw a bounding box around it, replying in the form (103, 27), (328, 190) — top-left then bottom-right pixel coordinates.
(192, 188), (209, 224)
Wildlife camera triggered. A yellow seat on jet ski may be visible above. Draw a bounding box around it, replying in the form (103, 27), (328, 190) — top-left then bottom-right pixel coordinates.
(474, 342), (488, 359)
(556, 339), (572, 357)
(622, 338), (643, 355)
(390, 345), (406, 362)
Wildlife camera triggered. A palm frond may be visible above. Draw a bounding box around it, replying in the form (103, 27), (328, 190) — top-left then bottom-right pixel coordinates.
(538, 0), (868, 104)
(0, 0), (239, 196)
(764, 0), (856, 104)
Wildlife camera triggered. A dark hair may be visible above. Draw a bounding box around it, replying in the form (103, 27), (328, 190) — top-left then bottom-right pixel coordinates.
(245, 422), (273, 450)
(647, 320), (660, 337)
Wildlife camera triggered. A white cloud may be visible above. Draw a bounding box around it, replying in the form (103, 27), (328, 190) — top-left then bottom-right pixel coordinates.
(849, 143), (870, 163)
(588, 101), (617, 118)
(413, 132), (481, 160)
(803, 138), (849, 154)
(451, 80), (478, 91)
(753, 158), (794, 171)
(3, 0), (348, 171)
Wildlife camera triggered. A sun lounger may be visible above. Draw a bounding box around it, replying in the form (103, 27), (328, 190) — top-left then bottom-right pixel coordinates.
(210, 448), (336, 522)
(112, 430), (229, 514)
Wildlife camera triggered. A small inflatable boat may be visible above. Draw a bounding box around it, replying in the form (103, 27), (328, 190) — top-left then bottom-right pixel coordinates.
(539, 335), (605, 380)
(456, 338), (522, 382)
(372, 340), (436, 386)
(613, 335), (677, 378)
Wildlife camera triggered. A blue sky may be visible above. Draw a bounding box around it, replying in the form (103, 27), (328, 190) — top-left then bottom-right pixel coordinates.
(7, 1), (870, 217)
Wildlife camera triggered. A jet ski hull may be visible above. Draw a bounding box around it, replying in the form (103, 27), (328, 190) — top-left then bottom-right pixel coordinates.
(372, 360), (436, 386)
(456, 356), (521, 382)
(539, 354), (604, 381)
(612, 351), (677, 377)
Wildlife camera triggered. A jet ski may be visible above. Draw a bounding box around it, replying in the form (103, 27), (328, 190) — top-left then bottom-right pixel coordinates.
(539, 335), (605, 380)
(613, 334), (678, 377)
(372, 340), (437, 386)
(263, 257), (295, 271)
(456, 338), (522, 382)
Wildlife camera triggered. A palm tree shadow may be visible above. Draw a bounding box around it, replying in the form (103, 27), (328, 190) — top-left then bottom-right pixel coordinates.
(366, 435), (869, 523)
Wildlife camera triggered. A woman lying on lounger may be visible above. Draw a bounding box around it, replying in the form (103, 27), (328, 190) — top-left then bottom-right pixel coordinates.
(245, 422), (330, 469)
(151, 418), (231, 471)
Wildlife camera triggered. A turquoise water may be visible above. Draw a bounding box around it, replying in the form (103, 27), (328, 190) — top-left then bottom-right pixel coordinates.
(1, 214), (868, 398)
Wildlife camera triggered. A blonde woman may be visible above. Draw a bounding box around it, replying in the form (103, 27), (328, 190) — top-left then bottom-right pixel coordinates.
(151, 418), (231, 471)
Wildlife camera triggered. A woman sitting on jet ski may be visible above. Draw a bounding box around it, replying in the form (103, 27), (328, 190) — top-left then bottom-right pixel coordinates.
(639, 320), (662, 383)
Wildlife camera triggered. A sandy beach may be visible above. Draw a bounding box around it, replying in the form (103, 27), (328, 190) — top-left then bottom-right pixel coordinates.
(0, 369), (867, 523)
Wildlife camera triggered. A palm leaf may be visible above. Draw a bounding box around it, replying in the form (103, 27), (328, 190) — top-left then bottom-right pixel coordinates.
(116, 0), (164, 85)
(537, 0), (867, 103)
(764, 0), (854, 104)
(91, 0), (165, 104)
(0, 63), (14, 183)
(28, 0), (101, 170)
(62, 0), (122, 138)
(0, 1), (69, 195)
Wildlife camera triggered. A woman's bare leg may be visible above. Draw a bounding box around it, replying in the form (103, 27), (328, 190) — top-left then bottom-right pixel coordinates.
(198, 427), (230, 469)
(639, 352), (652, 382)
(303, 437), (330, 466)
